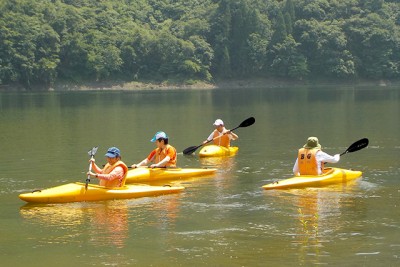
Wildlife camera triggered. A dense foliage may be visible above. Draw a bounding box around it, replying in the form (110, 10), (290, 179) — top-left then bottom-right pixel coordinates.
(1, 0), (399, 89)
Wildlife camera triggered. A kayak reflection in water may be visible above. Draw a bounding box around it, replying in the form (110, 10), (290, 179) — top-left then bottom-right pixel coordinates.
(131, 131), (177, 168)
(87, 147), (129, 187)
(293, 137), (340, 176)
(203, 119), (238, 148)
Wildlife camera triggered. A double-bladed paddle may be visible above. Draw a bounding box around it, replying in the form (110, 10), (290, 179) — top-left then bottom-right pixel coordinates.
(183, 117), (256, 155)
(85, 146), (98, 190)
(340, 138), (369, 156)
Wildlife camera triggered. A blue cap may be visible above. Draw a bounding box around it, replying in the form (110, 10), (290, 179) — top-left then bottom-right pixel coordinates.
(150, 131), (168, 142)
(105, 147), (120, 158)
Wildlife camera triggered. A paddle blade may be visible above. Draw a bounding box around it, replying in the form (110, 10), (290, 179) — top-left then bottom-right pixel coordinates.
(88, 146), (98, 157)
(238, 117), (255, 128)
(342, 138), (369, 155)
(183, 145), (200, 155)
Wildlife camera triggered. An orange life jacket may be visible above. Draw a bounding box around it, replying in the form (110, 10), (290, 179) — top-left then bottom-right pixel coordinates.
(213, 130), (230, 147)
(151, 144), (177, 167)
(101, 160), (129, 187)
(297, 148), (323, 175)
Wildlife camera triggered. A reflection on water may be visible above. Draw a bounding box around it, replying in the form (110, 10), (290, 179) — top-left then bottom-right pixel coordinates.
(265, 181), (361, 265)
(88, 201), (129, 248)
(20, 203), (85, 227)
(20, 194), (183, 250)
(199, 156), (237, 171)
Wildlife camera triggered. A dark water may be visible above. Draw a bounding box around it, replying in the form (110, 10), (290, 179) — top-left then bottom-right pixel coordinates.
(0, 86), (399, 266)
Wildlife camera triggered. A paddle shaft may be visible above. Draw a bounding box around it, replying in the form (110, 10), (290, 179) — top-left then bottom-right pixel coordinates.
(85, 147), (98, 190)
(85, 156), (93, 190)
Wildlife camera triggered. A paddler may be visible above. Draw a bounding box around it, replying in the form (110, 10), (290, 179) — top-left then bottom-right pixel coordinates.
(87, 147), (128, 187)
(293, 137), (340, 176)
(131, 131), (177, 168)
(203, 119), (238, 148)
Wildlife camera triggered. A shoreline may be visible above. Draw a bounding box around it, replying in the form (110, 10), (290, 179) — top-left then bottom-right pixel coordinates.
(53, 78), (396, 91)
(1, 78), (398, 91)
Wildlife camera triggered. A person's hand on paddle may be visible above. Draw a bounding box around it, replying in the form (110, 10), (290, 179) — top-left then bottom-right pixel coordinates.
(131, 164), (138, 168)
(87, 171), (97, 177)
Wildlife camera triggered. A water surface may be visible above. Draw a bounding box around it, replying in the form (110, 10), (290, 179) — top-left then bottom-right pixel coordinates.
(0, 86), (399, 266)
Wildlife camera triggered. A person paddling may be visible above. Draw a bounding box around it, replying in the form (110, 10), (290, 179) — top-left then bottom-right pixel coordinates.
(203, 119), (238, 148)
(131, 131), (177, 168)
(293, 137), (340, 176)
(87, 147), (128, 187)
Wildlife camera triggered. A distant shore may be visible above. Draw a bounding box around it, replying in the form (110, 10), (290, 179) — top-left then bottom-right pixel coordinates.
(1, 78), (397, 91)
(52, 78), (396, 91)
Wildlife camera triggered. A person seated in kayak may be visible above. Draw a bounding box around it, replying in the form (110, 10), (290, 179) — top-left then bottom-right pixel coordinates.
(293, 137), (340, 176)
(203, 119), (238, 148)
(87, 147), (129, 187)
(131, 131), (177, 168)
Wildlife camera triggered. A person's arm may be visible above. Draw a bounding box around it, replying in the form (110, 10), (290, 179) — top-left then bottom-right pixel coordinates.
(131, 158), (150, 168)
(293, 158), (300, 176)
(316, 151), (340, 174)
(151, 147), (176, 168)
(203, 132), (215, 144)
(90, 159), (103, 173)
(96, 166), (124, 181)
(227, 131), (238, 140)
(316, 151), (340, 164)
(151, 156), (170, 168)
(131, 150), (156, 168)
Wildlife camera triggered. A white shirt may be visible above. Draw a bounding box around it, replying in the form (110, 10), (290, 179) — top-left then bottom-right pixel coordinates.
(293, 151), (340, 175)
(206, 127), (235, 142)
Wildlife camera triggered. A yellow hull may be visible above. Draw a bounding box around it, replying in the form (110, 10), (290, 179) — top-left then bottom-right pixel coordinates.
(19, 182), (184, 203)
(198, 145), (239, 157)
(262, 168), (362, 190)
(125, 167), (217, 183)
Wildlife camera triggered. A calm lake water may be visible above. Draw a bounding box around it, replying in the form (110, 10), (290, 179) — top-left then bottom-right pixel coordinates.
(0, 86), (399, 266)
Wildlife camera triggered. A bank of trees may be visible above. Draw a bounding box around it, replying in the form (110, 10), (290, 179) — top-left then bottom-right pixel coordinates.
(1, 0), (399, 89)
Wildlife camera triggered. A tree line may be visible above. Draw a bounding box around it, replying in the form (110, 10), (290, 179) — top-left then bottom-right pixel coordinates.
(1, 0), (399, 89)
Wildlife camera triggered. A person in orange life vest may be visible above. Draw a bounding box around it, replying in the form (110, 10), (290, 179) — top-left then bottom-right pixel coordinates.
(293, 137), (340, 176)
(87, 147), (128, 187)
(203, 119), (238, 148)
(131, 131), (177, 168)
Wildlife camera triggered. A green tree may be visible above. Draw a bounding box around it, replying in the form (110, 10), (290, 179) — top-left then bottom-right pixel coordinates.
(344, 13), (399, 78)
(270, 35), (308, 79)
(294, 19), (355, 78)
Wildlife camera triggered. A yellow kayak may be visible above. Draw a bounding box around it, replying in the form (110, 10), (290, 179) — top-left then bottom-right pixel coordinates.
(19, 182), (185, 203)
(125, 167), (217, 183)
(198, 145), (239, 157)
(262, 167), (362, 190)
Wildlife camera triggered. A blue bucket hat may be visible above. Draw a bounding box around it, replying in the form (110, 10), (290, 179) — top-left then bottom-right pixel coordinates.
(105, 147), (120, 158)
(150, 131), (168, 142)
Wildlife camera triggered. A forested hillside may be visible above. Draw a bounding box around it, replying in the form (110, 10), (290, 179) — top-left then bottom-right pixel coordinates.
(1, 0), (399, 89)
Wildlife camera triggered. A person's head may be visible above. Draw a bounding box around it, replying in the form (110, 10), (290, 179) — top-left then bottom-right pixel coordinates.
(303, 137), (321, 149)
(213, 119), (224, 132)
(105, 147), (121, 163)
(150, 131), (169, 146)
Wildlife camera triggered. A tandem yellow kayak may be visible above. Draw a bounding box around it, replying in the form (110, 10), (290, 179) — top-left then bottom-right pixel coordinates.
(198, 145), (239, 157)
(19, 182), (185, 203)
(262, 167), (362, 190)
(125, 167), (217, 183)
